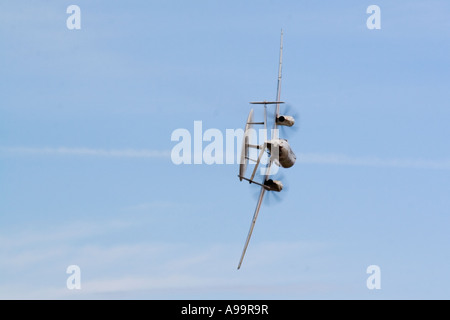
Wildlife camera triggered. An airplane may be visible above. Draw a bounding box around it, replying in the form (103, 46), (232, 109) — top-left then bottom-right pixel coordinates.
(237, 30), (297, 270)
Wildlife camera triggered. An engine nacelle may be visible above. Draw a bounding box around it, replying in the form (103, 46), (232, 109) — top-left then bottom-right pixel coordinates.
(264, 179), (283, 192)
(276, 115), (295, 127)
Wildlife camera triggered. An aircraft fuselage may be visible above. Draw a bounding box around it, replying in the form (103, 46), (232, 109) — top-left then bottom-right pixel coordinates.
(267, 139), (296, 168)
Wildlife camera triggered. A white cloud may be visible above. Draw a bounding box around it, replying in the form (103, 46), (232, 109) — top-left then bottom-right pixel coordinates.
(298, 152), (450, 170)
(0, 218), (136, 251)
(0, 146), (170, 158)
(2, 147), (449, 170)
(0, 214), (332, 299)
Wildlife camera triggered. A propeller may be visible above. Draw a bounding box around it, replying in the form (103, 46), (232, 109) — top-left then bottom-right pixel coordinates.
(278, 104), (300, 138)
(251, 170), (289, 206)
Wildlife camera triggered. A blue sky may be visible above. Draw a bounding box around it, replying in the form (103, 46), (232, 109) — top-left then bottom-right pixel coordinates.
(1, 0), (449, 299)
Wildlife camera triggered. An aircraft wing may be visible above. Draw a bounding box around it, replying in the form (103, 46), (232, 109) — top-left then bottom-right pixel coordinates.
(248, 30), (283, 141)
(237, 183), (266, 270)
(237, 159), (273, 270)
(273, 29), (283, 140)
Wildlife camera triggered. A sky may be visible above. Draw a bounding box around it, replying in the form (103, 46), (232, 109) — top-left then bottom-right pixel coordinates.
(0, 0), (449, 299)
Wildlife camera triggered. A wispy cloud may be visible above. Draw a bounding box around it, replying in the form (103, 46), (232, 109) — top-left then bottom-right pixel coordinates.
(0, 147), (170, 158)
(298, 152), (450, 170)
(0, 218), (136, 251)
(2, 147), (449, 170)
(0, 213), (332, 299)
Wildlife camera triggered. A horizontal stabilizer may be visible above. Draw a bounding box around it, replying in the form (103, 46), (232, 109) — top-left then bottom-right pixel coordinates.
(250, 101), (284, 105)
(237, 175), (267, 189)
